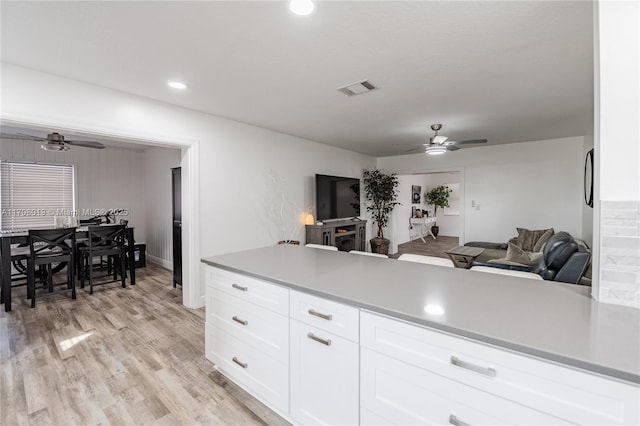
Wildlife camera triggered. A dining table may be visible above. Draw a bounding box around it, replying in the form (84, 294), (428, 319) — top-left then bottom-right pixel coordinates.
(0, 226), (136, 312)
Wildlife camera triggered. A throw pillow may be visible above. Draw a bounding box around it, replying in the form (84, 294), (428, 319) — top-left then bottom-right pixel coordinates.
(505, 242), (543, 266)
(516, 227), (553, 252)
(533, 228), (555, 252)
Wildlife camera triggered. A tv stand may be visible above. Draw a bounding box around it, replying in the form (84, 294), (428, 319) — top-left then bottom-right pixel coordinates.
(305, 219), (367, 252)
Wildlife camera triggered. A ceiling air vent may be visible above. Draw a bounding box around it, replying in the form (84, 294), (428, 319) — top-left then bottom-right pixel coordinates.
(337, 80), (377, 97)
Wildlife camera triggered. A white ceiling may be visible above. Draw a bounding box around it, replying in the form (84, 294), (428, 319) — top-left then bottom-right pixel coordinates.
(0, 1), (594, 157)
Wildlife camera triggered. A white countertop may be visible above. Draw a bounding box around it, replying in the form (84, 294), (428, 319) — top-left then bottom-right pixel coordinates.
(202, 244), (640, 384)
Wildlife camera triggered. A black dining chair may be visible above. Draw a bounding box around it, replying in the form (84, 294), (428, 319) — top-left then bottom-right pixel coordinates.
(79, 224), (126, 294)
(27, 228), (77, 308)
(0, 244), (30, 304)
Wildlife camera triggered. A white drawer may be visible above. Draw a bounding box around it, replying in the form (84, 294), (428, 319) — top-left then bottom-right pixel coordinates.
(205, 322), (288, 414)
(361, 347), (567, 425)
(290, 319), (359, 426)
(207, 288), (288, 363)
(290, 290), (359, 342)
(361, 311), (640, 425)
(207, 267), (288, 315)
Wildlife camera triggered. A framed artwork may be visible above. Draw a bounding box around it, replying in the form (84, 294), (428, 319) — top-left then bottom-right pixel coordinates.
(412, 185), (421, 204)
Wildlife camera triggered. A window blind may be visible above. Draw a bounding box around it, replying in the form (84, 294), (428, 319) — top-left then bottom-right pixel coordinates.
(1, 161), (75, 231)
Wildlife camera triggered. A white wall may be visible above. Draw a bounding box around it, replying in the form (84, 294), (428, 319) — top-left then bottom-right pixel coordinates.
(1, 63), (376, 308)
(198, 119), (374, 255)
(378, 137), (585, 246)
(142, 146), (181, 269)
(0, 138), (145, 241)
(593, 0), (640, 308)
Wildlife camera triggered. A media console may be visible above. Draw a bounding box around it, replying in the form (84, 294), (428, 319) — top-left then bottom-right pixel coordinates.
(305, 218), (366, 251)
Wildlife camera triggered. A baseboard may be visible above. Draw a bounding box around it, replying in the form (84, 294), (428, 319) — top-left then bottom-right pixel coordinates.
(147, 254), (173, 271)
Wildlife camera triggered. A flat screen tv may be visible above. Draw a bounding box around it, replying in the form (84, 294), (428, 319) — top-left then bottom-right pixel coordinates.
(315, 174), (361, 221)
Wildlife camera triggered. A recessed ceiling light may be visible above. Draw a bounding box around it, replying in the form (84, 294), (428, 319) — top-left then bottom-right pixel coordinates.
(289, 0), (314, 16)
(168, 80), (188, 90)
(424, 304), (445, 316)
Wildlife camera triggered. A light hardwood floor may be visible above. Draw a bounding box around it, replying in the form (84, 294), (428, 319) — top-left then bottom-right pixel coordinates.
(0, 264), (288, 426)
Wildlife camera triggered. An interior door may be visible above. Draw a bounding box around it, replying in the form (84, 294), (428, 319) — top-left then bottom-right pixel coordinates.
(172, 167), (182, 287)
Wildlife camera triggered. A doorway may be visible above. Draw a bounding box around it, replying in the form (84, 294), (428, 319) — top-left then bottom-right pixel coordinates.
(389, 170), (464, 256)
(0, 120), (201, 309)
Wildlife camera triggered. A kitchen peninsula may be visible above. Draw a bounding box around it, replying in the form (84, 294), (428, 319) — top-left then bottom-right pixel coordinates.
(202, 244), (640, 425)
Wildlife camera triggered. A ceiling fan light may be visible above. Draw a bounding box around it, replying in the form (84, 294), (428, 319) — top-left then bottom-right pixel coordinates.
(289, 0), (314, 15)
(425, 145), (447, 156)
(41, 143), (70, 152)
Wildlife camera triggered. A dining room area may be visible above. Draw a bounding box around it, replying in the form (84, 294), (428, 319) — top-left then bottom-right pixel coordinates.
(0, 128), (182, 312)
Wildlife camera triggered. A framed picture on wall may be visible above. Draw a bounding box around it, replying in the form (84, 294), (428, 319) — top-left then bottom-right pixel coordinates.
(412, 185), (421, 204)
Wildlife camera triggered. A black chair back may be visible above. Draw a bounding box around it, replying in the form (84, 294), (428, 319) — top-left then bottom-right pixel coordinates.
(88, 224), (126, 255)
(27, 227), (77, 307)
(81, 225), (127, 294)
(29, 228), (76, 265)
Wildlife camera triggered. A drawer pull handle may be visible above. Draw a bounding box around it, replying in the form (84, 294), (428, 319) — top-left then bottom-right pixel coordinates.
(308, 308), (333, 321)
(232, 316), (248, 326)
(232, 357), (248, 368)
(232, 283), (248, 291)
(449, 414), (470, 426)
(450, 356), (496, 378)
(307, 332), (331, 346)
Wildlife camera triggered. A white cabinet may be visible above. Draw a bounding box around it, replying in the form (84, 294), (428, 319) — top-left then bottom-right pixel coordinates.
(289, 292), (360, 425)
(361, 347), (567, 425)
(290, 290), (359, 341)
(360, 311), (640, 425)
(205, 266), (289, 415)
(204, 265), (639, 426)
(290, 319), (359, 425)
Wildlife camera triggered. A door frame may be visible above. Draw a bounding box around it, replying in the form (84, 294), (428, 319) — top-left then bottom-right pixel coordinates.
(0, 118), (202, 309)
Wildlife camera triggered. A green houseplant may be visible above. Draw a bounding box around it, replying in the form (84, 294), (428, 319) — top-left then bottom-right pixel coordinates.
(424, 185), (451, 237)
(362, 169), (400, 254)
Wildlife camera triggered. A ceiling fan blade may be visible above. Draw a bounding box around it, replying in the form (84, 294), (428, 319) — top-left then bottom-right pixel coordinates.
(455, 138), (487, 145)
(65, 140), (106, 149)
(404, 147), (425, 153)
(446, 145), (460, 151)
(2, 132), (47, 141)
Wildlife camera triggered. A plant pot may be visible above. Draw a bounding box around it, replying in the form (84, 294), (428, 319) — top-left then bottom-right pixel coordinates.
(278, 240), (300, 245)
(370, 237), (390, 255)
(431, 225), (439, 237)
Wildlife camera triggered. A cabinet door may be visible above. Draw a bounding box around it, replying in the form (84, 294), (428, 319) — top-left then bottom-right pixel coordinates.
(321, 229), (335, 246)
(356, 223), (366, 251)
(290, 319), (359, 425)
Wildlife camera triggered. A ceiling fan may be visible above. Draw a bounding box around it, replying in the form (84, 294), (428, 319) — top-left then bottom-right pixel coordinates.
(1, 131), (106, 151)
(406, 124), (487, 155)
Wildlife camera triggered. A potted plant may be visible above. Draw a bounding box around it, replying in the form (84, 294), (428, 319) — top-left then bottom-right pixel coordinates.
(424, 185), (451, 237)
(362, 169), (400, 254)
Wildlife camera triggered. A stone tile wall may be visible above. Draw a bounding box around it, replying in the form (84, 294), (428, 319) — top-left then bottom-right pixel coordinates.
(598, 201), (640, 308)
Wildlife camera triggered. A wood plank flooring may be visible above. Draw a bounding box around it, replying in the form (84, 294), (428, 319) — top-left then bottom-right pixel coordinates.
(393, 235), (459, 259)
(0, 264), (288, 426)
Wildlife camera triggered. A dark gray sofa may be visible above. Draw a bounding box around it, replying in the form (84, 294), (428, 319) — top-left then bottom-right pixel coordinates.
(467, 232), (591, 285)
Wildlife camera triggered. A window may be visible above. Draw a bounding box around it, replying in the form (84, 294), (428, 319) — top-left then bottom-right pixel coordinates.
(1, 161), (75, 231)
